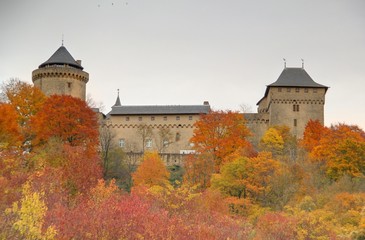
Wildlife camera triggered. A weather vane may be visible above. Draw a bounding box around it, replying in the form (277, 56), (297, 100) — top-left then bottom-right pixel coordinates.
(283, 58), (286, 68)
(301, 59), (304, 69)
(62, 34), (64, 46)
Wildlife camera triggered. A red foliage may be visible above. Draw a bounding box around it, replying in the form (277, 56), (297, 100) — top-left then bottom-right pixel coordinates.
(61, 145), (102, 195)
(0, 150), (29, 211)
(256, 212), (297, 240)
(32, 95), (99, 149)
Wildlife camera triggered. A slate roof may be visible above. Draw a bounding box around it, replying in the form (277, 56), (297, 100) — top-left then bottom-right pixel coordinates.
(268, 68), (328, 88)
(257, 67), (328, 105)
(39, 46), (83, 70)
(109, 105), (210, 116)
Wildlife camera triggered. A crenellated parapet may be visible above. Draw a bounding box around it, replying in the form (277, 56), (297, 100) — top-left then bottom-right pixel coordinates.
(105, 123), (195, 129)
(32, 66), (89, 83)
(269, 98), (325, 105)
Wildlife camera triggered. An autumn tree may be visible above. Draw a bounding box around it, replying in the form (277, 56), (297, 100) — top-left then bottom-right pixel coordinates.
(272, 125), (298, 160)
(1, 78), (46, 149)
(301, 119), (328, 152)
(132, 152), (170, 188)
(190, 110), (253, 172)
(32, 95), (99, 150)
(259, 127), (284, 156)
(9, 182), (57, 240)
(211, 152), (280, 203)
(310, 123), (365, 180)
(0, 103), (22, 148)
(183, 153), (215, 189)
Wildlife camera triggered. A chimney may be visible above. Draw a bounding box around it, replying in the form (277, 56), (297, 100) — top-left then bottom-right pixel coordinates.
(203, 101), (209, 106)
(76, 60), (82, 66)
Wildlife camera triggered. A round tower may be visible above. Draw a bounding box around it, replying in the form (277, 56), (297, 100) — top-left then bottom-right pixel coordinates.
(32, 45), (89, 100)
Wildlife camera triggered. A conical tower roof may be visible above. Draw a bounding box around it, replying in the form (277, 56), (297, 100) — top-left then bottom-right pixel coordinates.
(39, 45), (83, 70)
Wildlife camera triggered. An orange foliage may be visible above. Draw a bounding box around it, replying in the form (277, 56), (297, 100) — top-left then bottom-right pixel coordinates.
(183, 153), (215, 189)
(0, 103), (22, 147)
(2, 79), (46, 143)
(132, 152), (170, 188)
(32, 95), (99, 149)
(310, 123), (365, 180)
(301, 119), (329, 152)
(191, 110), (253, 172)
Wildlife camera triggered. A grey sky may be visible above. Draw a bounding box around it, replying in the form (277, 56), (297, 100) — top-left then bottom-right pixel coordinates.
(1, 0), (364, 129)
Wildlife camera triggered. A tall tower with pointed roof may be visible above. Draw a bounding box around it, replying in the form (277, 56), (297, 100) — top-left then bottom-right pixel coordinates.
(32, 45), (89, 100)
(244, 66), (328, 145)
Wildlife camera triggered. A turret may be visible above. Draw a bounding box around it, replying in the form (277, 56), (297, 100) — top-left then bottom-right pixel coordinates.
(32, 45), (89, 100)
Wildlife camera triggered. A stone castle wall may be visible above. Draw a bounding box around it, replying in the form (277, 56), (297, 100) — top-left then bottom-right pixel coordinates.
(107, 114), (200, 154)
(32, 65), (89, 100)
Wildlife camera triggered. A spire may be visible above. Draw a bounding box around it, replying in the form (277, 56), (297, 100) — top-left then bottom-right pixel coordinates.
(113, 89), (121, 107)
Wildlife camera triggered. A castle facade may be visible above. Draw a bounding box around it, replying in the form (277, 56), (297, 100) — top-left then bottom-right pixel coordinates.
(33, 45), (328, 155)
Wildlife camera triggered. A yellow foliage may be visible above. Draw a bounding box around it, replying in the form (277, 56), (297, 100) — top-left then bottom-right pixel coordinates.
(132, 152), (170, 188)
(89, 179), (119, 203)
(148, 183), (201, 214)
(10, 182), (57, 240)
(260, 128), (284, 156)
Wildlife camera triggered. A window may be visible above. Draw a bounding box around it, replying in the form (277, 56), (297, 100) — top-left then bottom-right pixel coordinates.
(294, 119), (297, 127)
(175, 132), (181, 142)
(138, 117), (142, 121)
(67, 82), (72, 88)
(119, 138), (125, 148)
(146, 139), (152, 148)
(163, 139), (169, 147)
(176, 116), (180, 120)
(295, 88), (300, 92)
(287, 88), (291, 92)
(189, 116), (193, 120)
(278, 88), (282, 92)
(304, 88), (308, 93)
(163, 116), (167, 121)
(151, 116), (155, 121)
(126, 117), (130, 121)
(293, 104), (299, 112)
(313, 89), (317, 93)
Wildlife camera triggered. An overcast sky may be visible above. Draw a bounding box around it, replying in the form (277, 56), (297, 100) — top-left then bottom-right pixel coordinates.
(1, 0), (364, 129)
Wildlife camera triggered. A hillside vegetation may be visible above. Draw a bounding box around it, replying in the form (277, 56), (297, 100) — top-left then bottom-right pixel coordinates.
(1, 80), (364, 239)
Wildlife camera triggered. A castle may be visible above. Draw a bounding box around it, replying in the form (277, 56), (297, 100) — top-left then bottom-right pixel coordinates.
(32, 45), (328, 156)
